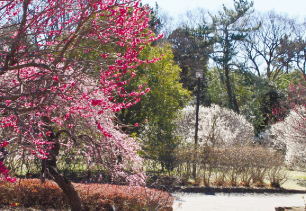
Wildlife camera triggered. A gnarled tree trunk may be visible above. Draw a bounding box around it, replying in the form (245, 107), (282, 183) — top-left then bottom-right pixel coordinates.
(40, 119), (82, 211)
(47, 166), (82, 211)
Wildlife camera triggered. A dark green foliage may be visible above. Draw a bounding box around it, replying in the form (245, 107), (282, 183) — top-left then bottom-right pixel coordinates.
(168, 27), (212, 105)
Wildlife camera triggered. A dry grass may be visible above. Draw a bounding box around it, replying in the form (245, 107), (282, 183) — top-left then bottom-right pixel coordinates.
(282, 170), (306, 191)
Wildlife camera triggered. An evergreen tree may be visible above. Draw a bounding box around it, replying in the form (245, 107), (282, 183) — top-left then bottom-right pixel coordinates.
(210, 0), (260, 113)
(168, 27), (213, 105)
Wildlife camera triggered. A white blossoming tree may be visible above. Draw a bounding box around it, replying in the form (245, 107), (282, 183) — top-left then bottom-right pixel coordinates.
(176, 104), (254, 147)
(263, 80), (306, 169)
(266, 106), (306, 168)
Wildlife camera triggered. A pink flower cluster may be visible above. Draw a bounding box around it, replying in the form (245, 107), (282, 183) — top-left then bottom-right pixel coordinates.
(1, 141), (8, 147)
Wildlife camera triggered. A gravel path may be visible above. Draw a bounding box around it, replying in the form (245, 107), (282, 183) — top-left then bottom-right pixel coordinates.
(172, 192), (306, 211)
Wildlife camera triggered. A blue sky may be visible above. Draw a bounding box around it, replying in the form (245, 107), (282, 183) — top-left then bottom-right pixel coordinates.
(141, 0), (306, 20)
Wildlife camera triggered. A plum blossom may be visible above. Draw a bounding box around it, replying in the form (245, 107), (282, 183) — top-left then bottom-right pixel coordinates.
(176, 104), (254, 147)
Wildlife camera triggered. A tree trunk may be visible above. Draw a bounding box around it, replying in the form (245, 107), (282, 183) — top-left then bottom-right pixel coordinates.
(42, 146), (82, 211)
(40, 119), (82, 211)
(47, 166), (82, 211)
(224, 65), (239, 113)
(223, 30), (240, 114)
(232, 92), (240, 114)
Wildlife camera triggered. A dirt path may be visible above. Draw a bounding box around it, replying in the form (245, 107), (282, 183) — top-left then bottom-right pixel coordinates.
(172, 170), (306, 211)
(172, 192), (305, 211)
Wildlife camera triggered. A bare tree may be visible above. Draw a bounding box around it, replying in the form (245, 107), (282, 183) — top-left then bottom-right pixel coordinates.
(242, 11), (299, 81)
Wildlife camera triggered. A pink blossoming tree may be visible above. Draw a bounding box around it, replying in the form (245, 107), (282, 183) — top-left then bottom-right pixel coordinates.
(0, 0), (162, 210)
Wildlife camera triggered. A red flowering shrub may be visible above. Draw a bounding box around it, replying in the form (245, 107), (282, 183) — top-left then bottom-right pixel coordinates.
(0, 179), (173, 211)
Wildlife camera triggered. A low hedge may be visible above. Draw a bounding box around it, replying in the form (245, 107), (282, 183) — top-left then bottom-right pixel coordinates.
(0, 179), (173, 211)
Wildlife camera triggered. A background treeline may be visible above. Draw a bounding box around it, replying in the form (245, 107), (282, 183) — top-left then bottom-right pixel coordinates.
(117, 0), (306, 179)
(152, 0), (306, 134)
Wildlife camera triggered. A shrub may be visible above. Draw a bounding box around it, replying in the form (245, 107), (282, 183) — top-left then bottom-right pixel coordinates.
(0, 179), (69, 209)
(146, 175), (181, 191)
(0, 179), (173, 211)
(77, 183), (173, 211)
(174, 144), (287, 188)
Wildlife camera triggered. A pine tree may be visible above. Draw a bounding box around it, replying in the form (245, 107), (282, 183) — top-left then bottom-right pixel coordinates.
(210, 0), (260, 113)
